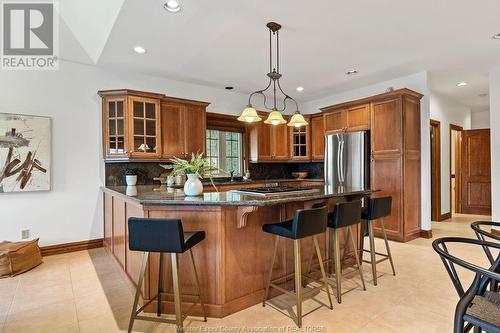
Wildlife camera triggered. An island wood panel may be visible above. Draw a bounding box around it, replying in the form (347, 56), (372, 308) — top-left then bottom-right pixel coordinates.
(112, 198), (126, 268)
(146, 206), (223, 315)
(311, 115), (325, 160)
(103, 192), (113, 249)
(125, 202), (146, 286)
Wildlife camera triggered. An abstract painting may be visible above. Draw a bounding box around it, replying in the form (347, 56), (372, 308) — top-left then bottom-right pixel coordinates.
(0, 113), (51, 192)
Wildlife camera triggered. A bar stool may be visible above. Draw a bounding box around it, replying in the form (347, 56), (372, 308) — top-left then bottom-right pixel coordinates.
(324, 200), (366, 304)
(127, 218), (207, 333)
(262, 206), (333, 328)
(360, 196), (396, 286)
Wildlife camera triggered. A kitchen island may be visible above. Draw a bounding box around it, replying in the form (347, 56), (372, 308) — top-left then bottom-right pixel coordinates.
(102, 185), (377, 317)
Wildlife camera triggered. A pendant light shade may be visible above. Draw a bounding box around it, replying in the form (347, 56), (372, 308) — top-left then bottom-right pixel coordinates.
(287, 112), (309, 127)
(237, 106), (262, 123)
(264, 111), (287, 125)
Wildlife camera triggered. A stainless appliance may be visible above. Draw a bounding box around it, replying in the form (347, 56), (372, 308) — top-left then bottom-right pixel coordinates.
(232, 186), (320, 197)
(324, 131), (370, 189)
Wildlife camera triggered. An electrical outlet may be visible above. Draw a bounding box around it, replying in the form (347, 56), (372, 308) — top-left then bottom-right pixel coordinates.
(21, 229), (30, 239)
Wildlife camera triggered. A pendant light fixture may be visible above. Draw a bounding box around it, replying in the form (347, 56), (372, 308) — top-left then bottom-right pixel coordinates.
(238, 22), (308, 127)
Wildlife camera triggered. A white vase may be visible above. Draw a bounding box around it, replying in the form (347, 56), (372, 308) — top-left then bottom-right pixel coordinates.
(125, 175), (137, 186)
(183, 174), (203, 196)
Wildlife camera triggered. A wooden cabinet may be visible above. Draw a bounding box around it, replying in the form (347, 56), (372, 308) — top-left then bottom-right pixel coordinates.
(289, 118), (311, 161)
(99, 89), (208, 161)
(311, 114), (325, 160)
(323, 104), (370, 133)
(370, 92), (422, 242)
(249, 114), (289, 162)
(161, 97), (208, 159)
(99, 90), (163, 160)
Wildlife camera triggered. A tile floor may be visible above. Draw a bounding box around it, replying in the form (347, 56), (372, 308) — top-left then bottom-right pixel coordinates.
(0, 214), (494, 333)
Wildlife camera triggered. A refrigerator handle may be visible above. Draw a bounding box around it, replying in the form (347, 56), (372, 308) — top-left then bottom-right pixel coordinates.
(340, 139), (345, 183)
(336, 135), (342, 184)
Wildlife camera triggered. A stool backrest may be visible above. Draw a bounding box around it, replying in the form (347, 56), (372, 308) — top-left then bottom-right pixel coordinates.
(329, 200), (362, 229)
(292, 206), (328, 239)
(128, 218), (184, 253)
(366, 196), (392, 220)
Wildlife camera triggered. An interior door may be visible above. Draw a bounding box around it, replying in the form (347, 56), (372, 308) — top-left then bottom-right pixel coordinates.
(460, 129), (491, 215)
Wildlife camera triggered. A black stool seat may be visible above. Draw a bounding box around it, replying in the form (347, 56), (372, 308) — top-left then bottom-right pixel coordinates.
(262, 207), (328, 240)
(328, 200), (362, 229)
(361, 197), (392, 220)
(128, 218), (205, 253)
(262, 219), (294, 239)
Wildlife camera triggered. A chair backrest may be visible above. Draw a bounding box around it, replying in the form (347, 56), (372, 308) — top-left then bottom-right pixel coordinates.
(128, 218), (184, 253)
(365, 196), (392, 220)
(471, 221), (500, 265)
(292, 206), (328, 239)
(329, 200), (362, 229)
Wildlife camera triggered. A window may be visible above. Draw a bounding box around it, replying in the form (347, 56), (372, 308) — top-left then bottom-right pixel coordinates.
(206, 129), (243, 176)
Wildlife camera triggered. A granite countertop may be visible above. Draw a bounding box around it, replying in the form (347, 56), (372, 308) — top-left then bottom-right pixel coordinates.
(200, 178), (323, 186)
(103, 185), (377, 207)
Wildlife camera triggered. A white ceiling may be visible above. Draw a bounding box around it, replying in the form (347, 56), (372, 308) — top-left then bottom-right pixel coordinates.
(59, 0), (500, 110)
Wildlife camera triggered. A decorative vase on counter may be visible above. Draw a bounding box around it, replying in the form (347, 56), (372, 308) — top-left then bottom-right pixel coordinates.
(183, 174), (203, 196)
(125, 175), (137, 186)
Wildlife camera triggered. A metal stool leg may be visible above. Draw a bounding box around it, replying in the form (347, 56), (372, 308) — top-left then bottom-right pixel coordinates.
(128, 252), (149, 333)
(359, 220), (366, 263)
(263, 236), (279, 306)
(171, 253), (183, 331)
(293, 239), (302, 328)
(348, 225), (366, 290)
(332, 229), (342, 303)
(313, 236), (333, 309)
(189, 248), (207, 322)
(380, 218), (396, 276)
(157, 253), (164, 316)
(368, 220), (378, 286)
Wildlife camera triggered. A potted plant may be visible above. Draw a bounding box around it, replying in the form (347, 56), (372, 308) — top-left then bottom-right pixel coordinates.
(160, 152), (217, 196)
(125, 169), (138, 186)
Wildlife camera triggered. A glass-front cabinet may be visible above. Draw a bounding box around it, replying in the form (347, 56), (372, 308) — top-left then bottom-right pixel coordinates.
(129, 96), (161, 158)
(289, 117), (311, 160)
(99, 90), (161, 160)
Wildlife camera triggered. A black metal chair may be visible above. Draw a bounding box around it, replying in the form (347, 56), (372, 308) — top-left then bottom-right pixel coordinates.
(127, 218), (207, 333)
(433, 237), (500, 333)
(471, 221), (500, 265)
(360, 196), (396, 285)
(262, 206), (333, 327)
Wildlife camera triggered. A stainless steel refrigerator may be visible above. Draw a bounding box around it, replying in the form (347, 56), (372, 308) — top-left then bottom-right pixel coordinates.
(324, 131), (370, 189)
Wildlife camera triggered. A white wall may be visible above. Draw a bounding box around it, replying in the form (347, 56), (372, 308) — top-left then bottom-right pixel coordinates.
(429, 93), (471, 215)
(0, 60), (249, 246)
(490, 68), (500, 222)
(301, 72), (432, 231)
(471, 110), (491, 129)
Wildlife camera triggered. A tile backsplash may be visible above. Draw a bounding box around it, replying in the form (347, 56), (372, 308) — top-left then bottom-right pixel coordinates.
(105, 161), (324, 186)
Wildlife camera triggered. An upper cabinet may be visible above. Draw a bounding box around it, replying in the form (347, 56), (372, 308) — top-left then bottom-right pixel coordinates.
(249, 113), (290, 162)
(289, 116), (311, 161)
(161, 97), (208, 159)
(310, 114), (325, 160)
(99, 89), (208, 161)
(322, 104), (370, 133)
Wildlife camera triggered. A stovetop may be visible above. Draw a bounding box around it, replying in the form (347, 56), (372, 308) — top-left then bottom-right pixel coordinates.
(233, 186), (320, 197)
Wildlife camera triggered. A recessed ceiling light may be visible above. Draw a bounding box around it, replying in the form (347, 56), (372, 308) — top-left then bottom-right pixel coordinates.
(164, 0), (181, 12)
(133, 46), (146, 54)
(225, 86), (234, 90)
(456, 81), (468, 87)
(492, 33), (500, 39)
(296, 86), (304, 92)
(346, 70), (358, 75)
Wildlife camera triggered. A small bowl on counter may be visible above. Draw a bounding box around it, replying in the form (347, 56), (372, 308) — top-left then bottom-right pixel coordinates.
(291, 172), (308, 180)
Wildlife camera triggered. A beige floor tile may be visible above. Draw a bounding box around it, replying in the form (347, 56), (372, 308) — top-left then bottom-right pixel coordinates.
(3, 299), (77, 333)
(9, 282), (74, 313)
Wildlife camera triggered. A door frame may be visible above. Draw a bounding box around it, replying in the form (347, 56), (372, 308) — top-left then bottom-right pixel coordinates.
(449, 124), (463, 214)
(430, 119), (441, 221)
